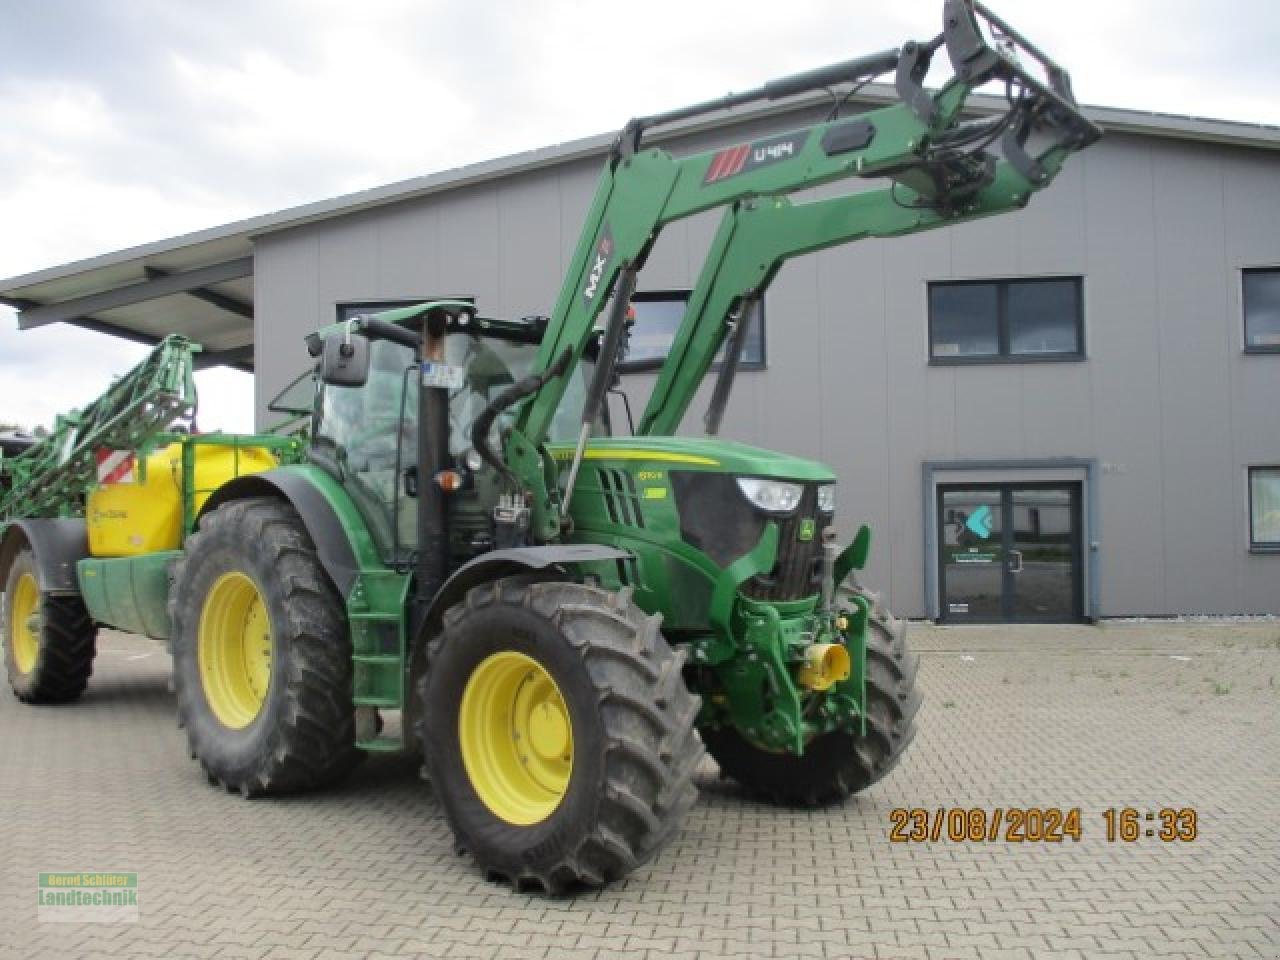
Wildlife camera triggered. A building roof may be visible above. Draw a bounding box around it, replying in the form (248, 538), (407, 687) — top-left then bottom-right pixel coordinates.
(3, 87), (1277, 367)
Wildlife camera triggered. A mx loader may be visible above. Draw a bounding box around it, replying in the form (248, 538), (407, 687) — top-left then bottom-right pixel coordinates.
(1, 1), (1098, 892)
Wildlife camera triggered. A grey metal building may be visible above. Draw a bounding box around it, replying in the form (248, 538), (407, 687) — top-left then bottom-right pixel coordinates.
(4, 90), (1278, 620)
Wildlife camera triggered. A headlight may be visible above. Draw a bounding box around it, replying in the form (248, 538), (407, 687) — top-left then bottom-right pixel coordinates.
(736, 477), (803, 513)
(817, 483), (836, 513)
(463, 448), (485, 473)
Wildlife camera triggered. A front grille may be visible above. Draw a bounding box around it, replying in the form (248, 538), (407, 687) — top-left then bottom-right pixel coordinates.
(741, 485), (829, 601)
(671, 473), (832, 602)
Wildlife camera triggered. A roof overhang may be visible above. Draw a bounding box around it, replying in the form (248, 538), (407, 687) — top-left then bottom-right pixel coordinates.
(3, 86), (1276, 366)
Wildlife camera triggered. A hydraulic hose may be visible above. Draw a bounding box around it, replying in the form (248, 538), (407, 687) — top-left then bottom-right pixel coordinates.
(470, 346), (573, 484)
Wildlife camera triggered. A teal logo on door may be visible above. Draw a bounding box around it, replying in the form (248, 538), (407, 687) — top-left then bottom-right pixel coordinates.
(965, 504), (993, 539)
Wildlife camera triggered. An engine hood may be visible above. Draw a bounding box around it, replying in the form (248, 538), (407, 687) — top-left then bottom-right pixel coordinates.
(547, 436), (836, 482)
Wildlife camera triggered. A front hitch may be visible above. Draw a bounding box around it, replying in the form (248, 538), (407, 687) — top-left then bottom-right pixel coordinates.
(695, 525), (874, 754)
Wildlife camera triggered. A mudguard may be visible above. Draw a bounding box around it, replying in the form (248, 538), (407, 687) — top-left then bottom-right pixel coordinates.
(0, 518), (89, 595)
(197, 466), (368, 597)
(420, 544), (630, 631)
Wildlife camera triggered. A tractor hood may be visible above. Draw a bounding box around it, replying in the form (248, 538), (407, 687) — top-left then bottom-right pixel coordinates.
(548, 436), (836, 482)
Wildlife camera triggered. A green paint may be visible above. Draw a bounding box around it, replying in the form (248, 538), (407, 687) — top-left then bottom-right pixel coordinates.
(834, 525), (872, 586)
(1, 336), (200, 524)
(77, 552), (179, 641)
(547, 436), (835, 483)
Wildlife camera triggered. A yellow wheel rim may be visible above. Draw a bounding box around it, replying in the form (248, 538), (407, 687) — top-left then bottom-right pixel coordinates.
(10, 572), (40, 675)
(458, 651), (574, 826)
(197, 572), (272, 730)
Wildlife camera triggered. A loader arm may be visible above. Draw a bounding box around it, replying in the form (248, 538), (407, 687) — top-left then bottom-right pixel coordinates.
(637, 144), (1077, 436)
(502, 0), (1098, 539)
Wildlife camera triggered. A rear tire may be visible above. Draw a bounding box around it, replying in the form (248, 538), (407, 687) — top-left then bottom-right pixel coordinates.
(169, 497), (358, 795)
(421, 580), (703, 894)
(702, 586), (920, 807)
(3, 548), (97, 704)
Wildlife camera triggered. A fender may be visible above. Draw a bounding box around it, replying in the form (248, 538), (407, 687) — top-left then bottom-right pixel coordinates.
(0, 518), (89, 595)
(197, 464), (382, 598)
(420, 544), (630, 632)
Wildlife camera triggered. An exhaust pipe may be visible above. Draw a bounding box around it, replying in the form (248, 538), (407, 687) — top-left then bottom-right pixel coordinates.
(797, 642), (852, 691)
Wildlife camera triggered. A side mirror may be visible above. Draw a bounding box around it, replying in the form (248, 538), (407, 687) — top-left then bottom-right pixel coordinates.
(319, 334), (370, 387)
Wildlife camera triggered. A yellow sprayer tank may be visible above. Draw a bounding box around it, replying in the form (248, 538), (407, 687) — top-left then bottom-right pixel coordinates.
(87, 441), (278, 557)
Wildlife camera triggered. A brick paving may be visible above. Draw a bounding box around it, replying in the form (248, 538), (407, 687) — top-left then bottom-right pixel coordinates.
(2, 620), (1278, 959)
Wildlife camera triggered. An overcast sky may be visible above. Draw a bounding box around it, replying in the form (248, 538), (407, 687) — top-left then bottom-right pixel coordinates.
(2, 0), (1277, 434)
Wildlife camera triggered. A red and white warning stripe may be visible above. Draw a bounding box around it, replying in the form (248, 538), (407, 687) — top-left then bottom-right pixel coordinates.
(704, 143), (751, 184)
(95, 448), (136, 485)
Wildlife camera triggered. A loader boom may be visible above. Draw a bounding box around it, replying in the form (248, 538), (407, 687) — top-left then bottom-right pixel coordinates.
(514, 0), (1095, 450)
(510, 0), (1099, 528)
(638, 150), (1074, 436)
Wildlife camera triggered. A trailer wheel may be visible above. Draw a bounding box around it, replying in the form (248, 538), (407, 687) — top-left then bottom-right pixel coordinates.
(420, 580), (703, 894)
(3, 548), (97, 703)
(701, 586), (920, 806)
(170, 497), (358, 795)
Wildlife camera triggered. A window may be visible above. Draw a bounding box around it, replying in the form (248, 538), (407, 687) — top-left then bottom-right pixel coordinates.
(619, 290), (766, 372)
(1243, 268), (1280, 352)
(929, 277), (1083, 362)
(1249, 467), (1280, 551)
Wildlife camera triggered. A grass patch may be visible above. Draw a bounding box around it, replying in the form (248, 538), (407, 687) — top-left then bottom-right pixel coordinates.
(1213, 681), (1231, 696)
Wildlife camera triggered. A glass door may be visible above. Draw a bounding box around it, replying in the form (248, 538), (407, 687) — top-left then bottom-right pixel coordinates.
(939, 488), (1004, 620)
(939, 483), (1082, 622)
(1008, 486), (1080, 620)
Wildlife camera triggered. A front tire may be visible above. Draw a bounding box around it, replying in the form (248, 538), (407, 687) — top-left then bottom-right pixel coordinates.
(3, 548), (97, 704)
(169, 498), (358, 795)
(421, 580), (704, 894)
(702, 586), (920, 806)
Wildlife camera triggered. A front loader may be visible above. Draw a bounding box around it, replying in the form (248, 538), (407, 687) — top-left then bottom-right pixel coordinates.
(2, 2), (1098, 892)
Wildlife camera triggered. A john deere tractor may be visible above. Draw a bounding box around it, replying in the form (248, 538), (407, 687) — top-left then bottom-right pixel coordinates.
(2, 1), (1097, 891)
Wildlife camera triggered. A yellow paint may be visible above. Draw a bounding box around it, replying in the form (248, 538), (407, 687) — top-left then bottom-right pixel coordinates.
(551, 448), (719, 467)
(642, 487), (668, 500)
(197, 572), (273, 730)
(458, 651), (574, 826)
(9, 572), (40, 675)
(796, 643), (852, 692)
(87, 442), (278, 557)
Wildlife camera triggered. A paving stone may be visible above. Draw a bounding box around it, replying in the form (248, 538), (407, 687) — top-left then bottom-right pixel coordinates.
(1, 623), (1276, 959)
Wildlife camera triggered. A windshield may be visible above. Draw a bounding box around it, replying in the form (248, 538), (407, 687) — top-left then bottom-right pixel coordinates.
(314, 330), (592, 561)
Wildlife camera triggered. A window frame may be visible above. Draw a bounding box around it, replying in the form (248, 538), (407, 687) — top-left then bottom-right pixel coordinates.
(1242, 266), (1280, 355)
(927, 276), (1086, 365)
(1248, 466), (1280, 553)
(617, 289), (767, 374)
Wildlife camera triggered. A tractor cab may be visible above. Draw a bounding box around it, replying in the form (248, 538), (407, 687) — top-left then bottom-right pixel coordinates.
(307, 305), (599, 567)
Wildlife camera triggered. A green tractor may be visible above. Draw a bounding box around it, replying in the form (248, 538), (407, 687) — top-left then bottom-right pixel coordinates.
(2, 1), (1097, 891)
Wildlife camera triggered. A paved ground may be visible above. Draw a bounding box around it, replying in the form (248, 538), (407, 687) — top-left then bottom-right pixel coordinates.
(2, 620), (1278, 960)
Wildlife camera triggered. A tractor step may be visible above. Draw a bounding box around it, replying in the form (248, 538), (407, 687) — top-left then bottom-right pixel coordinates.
(349, 604), (404, 710)
(352, 694), (400, 709)
(356, 735), (403, 753)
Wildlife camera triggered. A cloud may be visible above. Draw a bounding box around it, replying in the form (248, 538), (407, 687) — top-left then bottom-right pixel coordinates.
(0, 310), (252, 434)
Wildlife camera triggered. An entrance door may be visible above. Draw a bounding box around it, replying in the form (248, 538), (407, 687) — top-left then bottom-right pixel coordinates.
(938, 483), (1083, 622)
